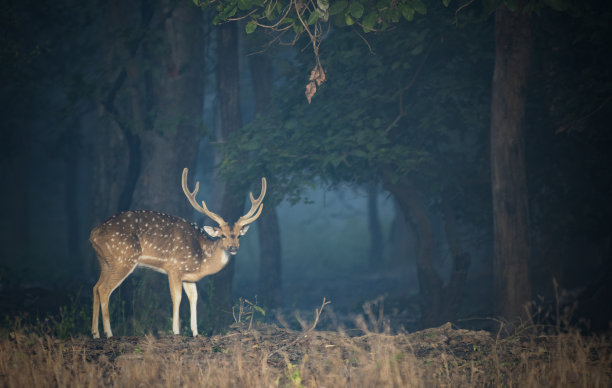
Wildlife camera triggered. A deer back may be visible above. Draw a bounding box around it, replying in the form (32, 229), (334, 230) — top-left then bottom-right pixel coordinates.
(90, 210), (222, 280)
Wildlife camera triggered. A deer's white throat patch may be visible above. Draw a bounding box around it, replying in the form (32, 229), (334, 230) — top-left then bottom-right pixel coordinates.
(221, 250), (229, 264)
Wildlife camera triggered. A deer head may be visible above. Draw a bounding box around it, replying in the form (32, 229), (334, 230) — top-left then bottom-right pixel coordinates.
(181, 168), (266, 255)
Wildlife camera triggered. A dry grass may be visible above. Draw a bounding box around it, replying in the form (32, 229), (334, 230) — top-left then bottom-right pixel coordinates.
(1, 318), (610, 388)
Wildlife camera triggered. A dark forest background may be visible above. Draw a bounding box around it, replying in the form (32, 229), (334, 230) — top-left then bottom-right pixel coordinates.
(1, 0), (611, 335)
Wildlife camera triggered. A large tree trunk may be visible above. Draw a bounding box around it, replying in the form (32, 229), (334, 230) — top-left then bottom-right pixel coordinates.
(490, 3), (532, 323)
(91, 0), (204, 334)
(248, 42), (283, 308)
(89, 118), (131, 277)
(129, 2), (203, 214)
(207, 21), (244, 331)
(129, 0), (204, 336)
(89, 0), (143, 279)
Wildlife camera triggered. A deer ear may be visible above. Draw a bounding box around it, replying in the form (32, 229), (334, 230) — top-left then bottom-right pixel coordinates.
(203, 226), (219, 237)
(239, 225), (250, 236)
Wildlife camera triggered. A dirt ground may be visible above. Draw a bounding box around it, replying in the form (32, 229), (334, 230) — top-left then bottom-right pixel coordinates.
(1, 276), (611, 387)
(66, 321), (492, 368)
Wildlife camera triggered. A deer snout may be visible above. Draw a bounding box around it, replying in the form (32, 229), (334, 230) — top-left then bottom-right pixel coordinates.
(228, 246), (238, 255)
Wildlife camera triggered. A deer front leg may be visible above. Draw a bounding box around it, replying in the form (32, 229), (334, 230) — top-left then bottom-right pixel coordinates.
(168, 272), (182, 335)
(182, 282), (198, 336)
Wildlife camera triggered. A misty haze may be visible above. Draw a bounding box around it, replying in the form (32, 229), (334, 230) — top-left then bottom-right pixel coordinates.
(1, 0), (611, 386)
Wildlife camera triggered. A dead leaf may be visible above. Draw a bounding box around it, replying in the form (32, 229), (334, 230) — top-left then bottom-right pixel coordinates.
(305, 65), (326, 103)
(309, 65), (326, 86)
(315, 68), (326, 86)
(305, 81), (317, 104)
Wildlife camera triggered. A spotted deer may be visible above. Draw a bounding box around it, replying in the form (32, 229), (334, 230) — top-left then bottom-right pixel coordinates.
(90, 168), (266, 338)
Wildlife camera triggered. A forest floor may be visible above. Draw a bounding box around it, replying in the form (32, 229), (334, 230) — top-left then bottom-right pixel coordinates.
(1, 270), (611, 387)
(1, 311), (611, 387)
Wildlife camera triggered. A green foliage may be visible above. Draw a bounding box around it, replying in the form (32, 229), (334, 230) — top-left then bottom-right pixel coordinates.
(202, 0), (434, 74)
(285, 362), (304, 387)
(201, 0), (591, 44)
(215, 0), (597, 228)
(232, 297), (266, 329)
(53, 292), (90, 338)
(221, 5), (493, 228)
(542, 0), (571, 12)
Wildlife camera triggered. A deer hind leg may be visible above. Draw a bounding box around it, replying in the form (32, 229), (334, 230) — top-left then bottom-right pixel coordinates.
(168, 273), (182, 335)
(92, 269), (108, 339)
(97, 263), (137, 338)
(182, 282), (198, 336)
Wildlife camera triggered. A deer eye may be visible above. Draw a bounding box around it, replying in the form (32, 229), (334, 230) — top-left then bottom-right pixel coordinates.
(221, 235), (227, 239)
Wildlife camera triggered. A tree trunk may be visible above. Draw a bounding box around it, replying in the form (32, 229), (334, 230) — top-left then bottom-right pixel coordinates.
(130, 0), (204, 336)
(208, 21), (244, 331)
(439, 192), (471, 323)
(248, 45), (273, 114)
(248, 41), (283, 308)
(386, 180), (471, 326)
(89, 118), (131, 276)
(91, 0), (204, 334)
(367, 182), (384, 269)
(129, 1), (203, 215)
(257, 205), (282, 307)
(490, 3), (532, 323)
(88, 0), (142, 279)
(1, 129), (31, 282)
(384, 179), (441, 328)
(64, 126), (80, 276)
(389, 199), (413, 268)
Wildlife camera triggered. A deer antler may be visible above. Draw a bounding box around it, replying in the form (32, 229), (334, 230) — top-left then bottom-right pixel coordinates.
(236, 177), (267, 227)
(182, 168), (227, 226)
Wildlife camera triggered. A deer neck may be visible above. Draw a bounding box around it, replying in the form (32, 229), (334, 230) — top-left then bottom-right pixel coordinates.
(180, 237), (232, 282)
(208, 239), (232, 266)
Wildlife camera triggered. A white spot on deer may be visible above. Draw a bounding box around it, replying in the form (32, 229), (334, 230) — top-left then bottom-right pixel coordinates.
(139, 255), (168, 262)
